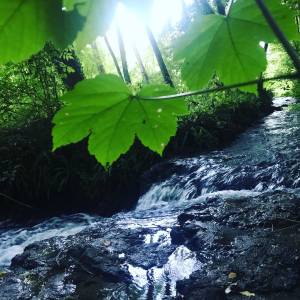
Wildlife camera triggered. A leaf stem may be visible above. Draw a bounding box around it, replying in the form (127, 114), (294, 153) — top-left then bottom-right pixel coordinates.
(255, 0), (300, 74)
(139, 72), (299, 100)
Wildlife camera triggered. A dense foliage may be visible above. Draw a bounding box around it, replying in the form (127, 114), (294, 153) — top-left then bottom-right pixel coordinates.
(266, 42), (300, 97)
(0, 0), (299, 170)
(0, 45), (64, 128)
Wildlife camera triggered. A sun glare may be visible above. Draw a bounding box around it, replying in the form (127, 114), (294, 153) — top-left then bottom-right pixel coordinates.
(102, 0), (194, 70)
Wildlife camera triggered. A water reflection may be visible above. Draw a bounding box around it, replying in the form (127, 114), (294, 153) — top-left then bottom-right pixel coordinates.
(126, 246), (200, 299)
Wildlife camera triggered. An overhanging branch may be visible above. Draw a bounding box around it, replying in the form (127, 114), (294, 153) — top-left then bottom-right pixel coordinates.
(139, 72), (299, 100)
(255, 0), (300, 74)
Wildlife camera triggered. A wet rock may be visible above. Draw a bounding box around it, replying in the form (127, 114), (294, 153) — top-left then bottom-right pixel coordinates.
(178, 287), (227, 300)
(0, 219), (176, 299)
(175, 191), (300, 299)
(1, 191), (300, 299)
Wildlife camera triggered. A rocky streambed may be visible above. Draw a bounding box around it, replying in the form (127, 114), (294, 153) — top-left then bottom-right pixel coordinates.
(1, 97), (300, 299)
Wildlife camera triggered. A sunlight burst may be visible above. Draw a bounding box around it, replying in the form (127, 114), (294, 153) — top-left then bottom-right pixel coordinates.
(104, 0), (194, 69)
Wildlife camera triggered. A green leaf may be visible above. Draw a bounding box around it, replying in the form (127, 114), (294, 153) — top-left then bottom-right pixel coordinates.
(63, 0), (81, 10)
(52, 75), (188, 166)
(175, 0), (299, 92)
(64, 0), (118, 49)
(231, 0), (299, 42)
(65, 0), (153, 49)
(0, 0), (81, 64)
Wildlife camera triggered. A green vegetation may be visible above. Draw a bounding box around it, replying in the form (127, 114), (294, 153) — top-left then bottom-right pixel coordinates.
(266, 42), (300, 97)
(0, 1), (80, 63)
(0, 0), (299, 167)
(0, 0), (299, 216)
(0, 45), (64, 128)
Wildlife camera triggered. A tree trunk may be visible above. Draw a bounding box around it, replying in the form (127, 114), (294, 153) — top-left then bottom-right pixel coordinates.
(146, 26), (174, 87)
(196, 0), (214, 15)
(104, 35), (124, 80)
(180, 0), (190, 30)
(214, 0), (225, 15)
(133, 44), (150, 83)
(91, 42), (105, 74)
(117, 28), (131, 84)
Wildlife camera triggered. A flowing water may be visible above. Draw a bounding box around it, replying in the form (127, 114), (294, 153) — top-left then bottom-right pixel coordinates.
(0, 97), (300, 299)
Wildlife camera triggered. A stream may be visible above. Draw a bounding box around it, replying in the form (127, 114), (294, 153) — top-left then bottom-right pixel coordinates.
(1, 97), (300, 299)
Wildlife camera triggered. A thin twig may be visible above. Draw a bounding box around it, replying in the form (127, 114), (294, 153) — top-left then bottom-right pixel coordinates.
(0, 192), (34, 209)
(139, 72), (299, 101)
(255, 0), (300, 74)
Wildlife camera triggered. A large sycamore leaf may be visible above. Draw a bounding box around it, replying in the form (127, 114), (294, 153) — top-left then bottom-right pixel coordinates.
(175, 0), (299, 91)
(52, 74), (188, 167)
(0, 0), (81, 64)
(232, 0), (299, 42)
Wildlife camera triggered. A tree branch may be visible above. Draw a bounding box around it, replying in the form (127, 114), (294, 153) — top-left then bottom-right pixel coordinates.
(255, 0), (300, 74)
(139, 72), (299, 100)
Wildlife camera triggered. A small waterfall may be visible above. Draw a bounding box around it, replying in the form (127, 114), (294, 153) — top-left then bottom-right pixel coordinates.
(136, 97), (300, 211)
(0, 214), (98, 267)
